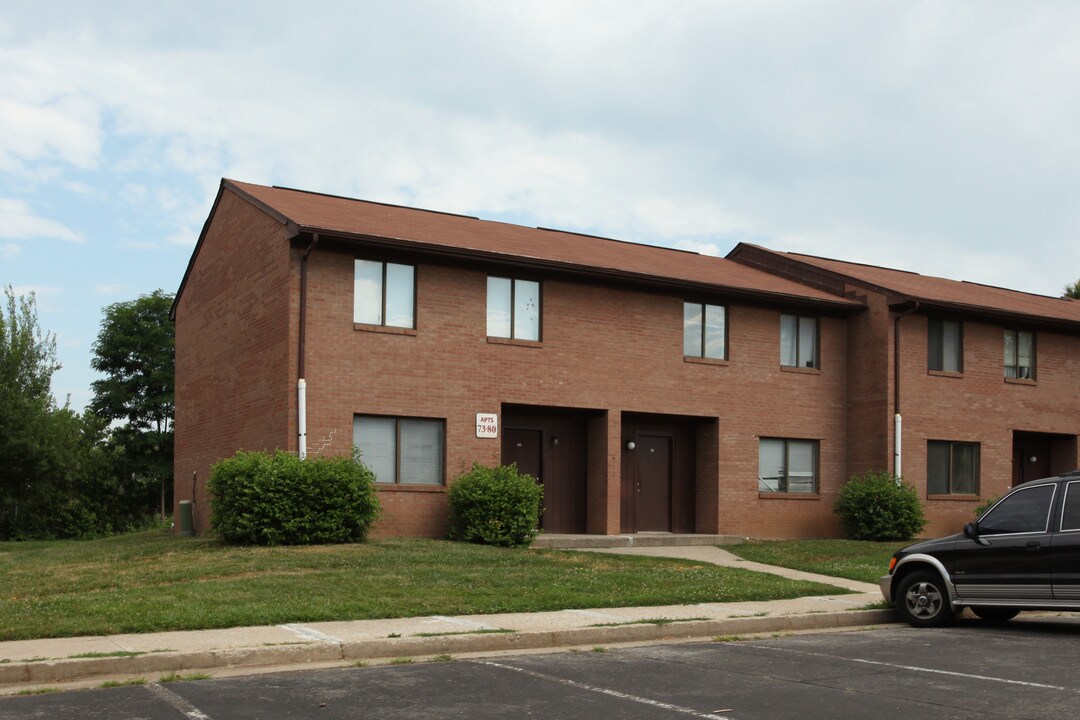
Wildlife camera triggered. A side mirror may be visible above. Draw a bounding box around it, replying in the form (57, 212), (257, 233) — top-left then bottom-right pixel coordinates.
(964, 522), (990, 545)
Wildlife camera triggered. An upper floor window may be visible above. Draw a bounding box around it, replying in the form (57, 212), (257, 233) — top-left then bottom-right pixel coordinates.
(780, 314), (818, 369)
(758, 438), (819, 494)
(684, 302), (727, 359)
(487, 277), (540, 341)
(927, 440), (979, 494)
(354, 259), (415, 328)
(1004, 329), (1035, 379)
(928, 318), (962, 373)
(354, 415), (445, 485)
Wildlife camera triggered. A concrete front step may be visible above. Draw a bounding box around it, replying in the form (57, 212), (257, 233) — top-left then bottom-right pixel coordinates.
(531, 534), (745, 549)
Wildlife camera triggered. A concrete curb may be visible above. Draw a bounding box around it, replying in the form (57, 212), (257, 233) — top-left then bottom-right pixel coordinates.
(0, 609), (897, 689)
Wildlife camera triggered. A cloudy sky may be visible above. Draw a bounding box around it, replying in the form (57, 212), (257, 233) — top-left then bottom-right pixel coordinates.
(3, 1), (1079, 410)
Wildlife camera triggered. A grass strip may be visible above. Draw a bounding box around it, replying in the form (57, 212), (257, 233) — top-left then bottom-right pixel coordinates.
(0, 530), (848, 641)
(724, 539), (900, 584)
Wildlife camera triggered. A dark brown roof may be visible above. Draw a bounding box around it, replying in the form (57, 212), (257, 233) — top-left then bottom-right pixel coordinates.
(728, 243), (1080, 329)
(205, 179), (861, 310)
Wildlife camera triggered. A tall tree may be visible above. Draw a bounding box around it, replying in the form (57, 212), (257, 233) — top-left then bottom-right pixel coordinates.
(1065, 279), (1080, 300)
(90, 290), (176, 519)
(0, 286), (72, 536)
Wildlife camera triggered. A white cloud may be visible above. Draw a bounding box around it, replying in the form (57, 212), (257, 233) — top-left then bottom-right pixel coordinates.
(0, 198), (83, 242)
(0, 97), (101, 174)
(1, 1), (1079, 298)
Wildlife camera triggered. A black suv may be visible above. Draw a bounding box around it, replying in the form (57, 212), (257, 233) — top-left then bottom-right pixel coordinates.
(881, 469), (1080, 627)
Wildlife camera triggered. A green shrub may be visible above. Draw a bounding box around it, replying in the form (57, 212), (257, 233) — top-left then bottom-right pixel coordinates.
(973, 494), (1001, 519)
(834, 471), (925, 541)
(209, 449), (379, 545)
(447, 463), (542, 548)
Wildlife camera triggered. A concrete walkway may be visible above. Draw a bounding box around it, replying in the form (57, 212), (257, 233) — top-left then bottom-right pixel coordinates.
(576, 545), (880, 594)
(0, 545), (892, 694)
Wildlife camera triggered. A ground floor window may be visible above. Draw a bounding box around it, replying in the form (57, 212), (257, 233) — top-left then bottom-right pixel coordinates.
(354, 415), (445, 485)
(758, 438), (818, 494)
(927, 440), (979, 494)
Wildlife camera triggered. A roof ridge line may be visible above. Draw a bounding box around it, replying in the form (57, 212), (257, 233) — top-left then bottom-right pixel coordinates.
(268, 183), (480, 221)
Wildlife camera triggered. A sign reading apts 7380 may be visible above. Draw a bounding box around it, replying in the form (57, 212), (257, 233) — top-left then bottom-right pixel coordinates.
(475, 413), (499, 439)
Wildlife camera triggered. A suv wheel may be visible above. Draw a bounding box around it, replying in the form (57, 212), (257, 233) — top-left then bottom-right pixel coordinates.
(971, 607), (1020, 623)
(896, 570), (953, 627)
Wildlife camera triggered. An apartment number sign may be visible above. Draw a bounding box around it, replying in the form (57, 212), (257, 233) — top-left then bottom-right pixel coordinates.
(476, 413), (499, 439)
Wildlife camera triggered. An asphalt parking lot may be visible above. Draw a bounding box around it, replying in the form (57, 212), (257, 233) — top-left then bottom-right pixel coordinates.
(4, 617), (1079, 719)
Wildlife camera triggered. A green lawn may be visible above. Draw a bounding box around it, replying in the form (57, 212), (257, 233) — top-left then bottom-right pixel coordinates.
(0, 531), (849, 641)
(725, 539), (903, 584)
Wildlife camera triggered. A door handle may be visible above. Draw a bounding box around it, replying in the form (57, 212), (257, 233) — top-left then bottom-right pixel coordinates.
(1026, 541), (1041, 551)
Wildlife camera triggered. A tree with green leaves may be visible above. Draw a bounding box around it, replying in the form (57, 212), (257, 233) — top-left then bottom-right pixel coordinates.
(90, 290), (176, 520)
(1065, 279), (1080, 300)
(0, 286), (158, 539)
(0, 285), (64, 532)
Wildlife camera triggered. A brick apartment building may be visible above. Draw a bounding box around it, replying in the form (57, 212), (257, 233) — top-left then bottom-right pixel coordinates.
(171, 179), (1080, 539)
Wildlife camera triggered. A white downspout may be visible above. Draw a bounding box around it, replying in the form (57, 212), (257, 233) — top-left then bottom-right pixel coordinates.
(297, 232), (318, 461)
(298, 378), (307, 460)
(894, 413), (902, 482)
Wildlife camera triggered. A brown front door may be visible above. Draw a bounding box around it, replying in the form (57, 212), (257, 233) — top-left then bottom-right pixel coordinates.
(634, 433), (672, 532)
(503, 429), (542, 484)
(502, 409), (589, 534)
(1013, 433), (1052, 487)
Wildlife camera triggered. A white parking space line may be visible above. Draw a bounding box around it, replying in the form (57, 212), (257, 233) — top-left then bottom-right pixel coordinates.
(146, 683), (214, 720)
(477, 660), (735, 720)
(740, 644), (1073, 692)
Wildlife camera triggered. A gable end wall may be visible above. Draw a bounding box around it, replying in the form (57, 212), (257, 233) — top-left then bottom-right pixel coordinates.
(173, 189), (293, 533)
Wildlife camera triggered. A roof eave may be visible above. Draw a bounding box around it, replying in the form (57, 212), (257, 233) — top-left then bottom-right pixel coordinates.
(888, 298), (1080, 334)
(294, 225), (863, 313)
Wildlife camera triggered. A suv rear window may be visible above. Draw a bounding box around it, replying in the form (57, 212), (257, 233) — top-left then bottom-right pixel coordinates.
(1062, 481), (1080, 532)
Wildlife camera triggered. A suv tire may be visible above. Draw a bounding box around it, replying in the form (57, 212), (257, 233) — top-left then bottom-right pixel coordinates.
(896, 570), (953, 627)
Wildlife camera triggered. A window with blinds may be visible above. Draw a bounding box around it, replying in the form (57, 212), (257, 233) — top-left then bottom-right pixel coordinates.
(354, 416), (444, 485)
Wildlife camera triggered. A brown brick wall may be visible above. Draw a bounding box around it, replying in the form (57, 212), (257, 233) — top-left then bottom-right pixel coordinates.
(844, 290), (893, 476)
(297, 247), (850, 538)
(173, 190), (293, 533)
(896, 314), (1080, 536)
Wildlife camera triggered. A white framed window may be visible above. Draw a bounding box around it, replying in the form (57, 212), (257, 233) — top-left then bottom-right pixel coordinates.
(1004, 329), (1035, 379)
(354, 259), (415, 328)
(928, 318), (962, 373)
(487, 277), (540, 341)
(780, 314), (818, 369)
(684, 302), (727, 359)
(759, 438), (819, 494)
(354, 415), (444, 485)
(927, 440), (979, 494)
